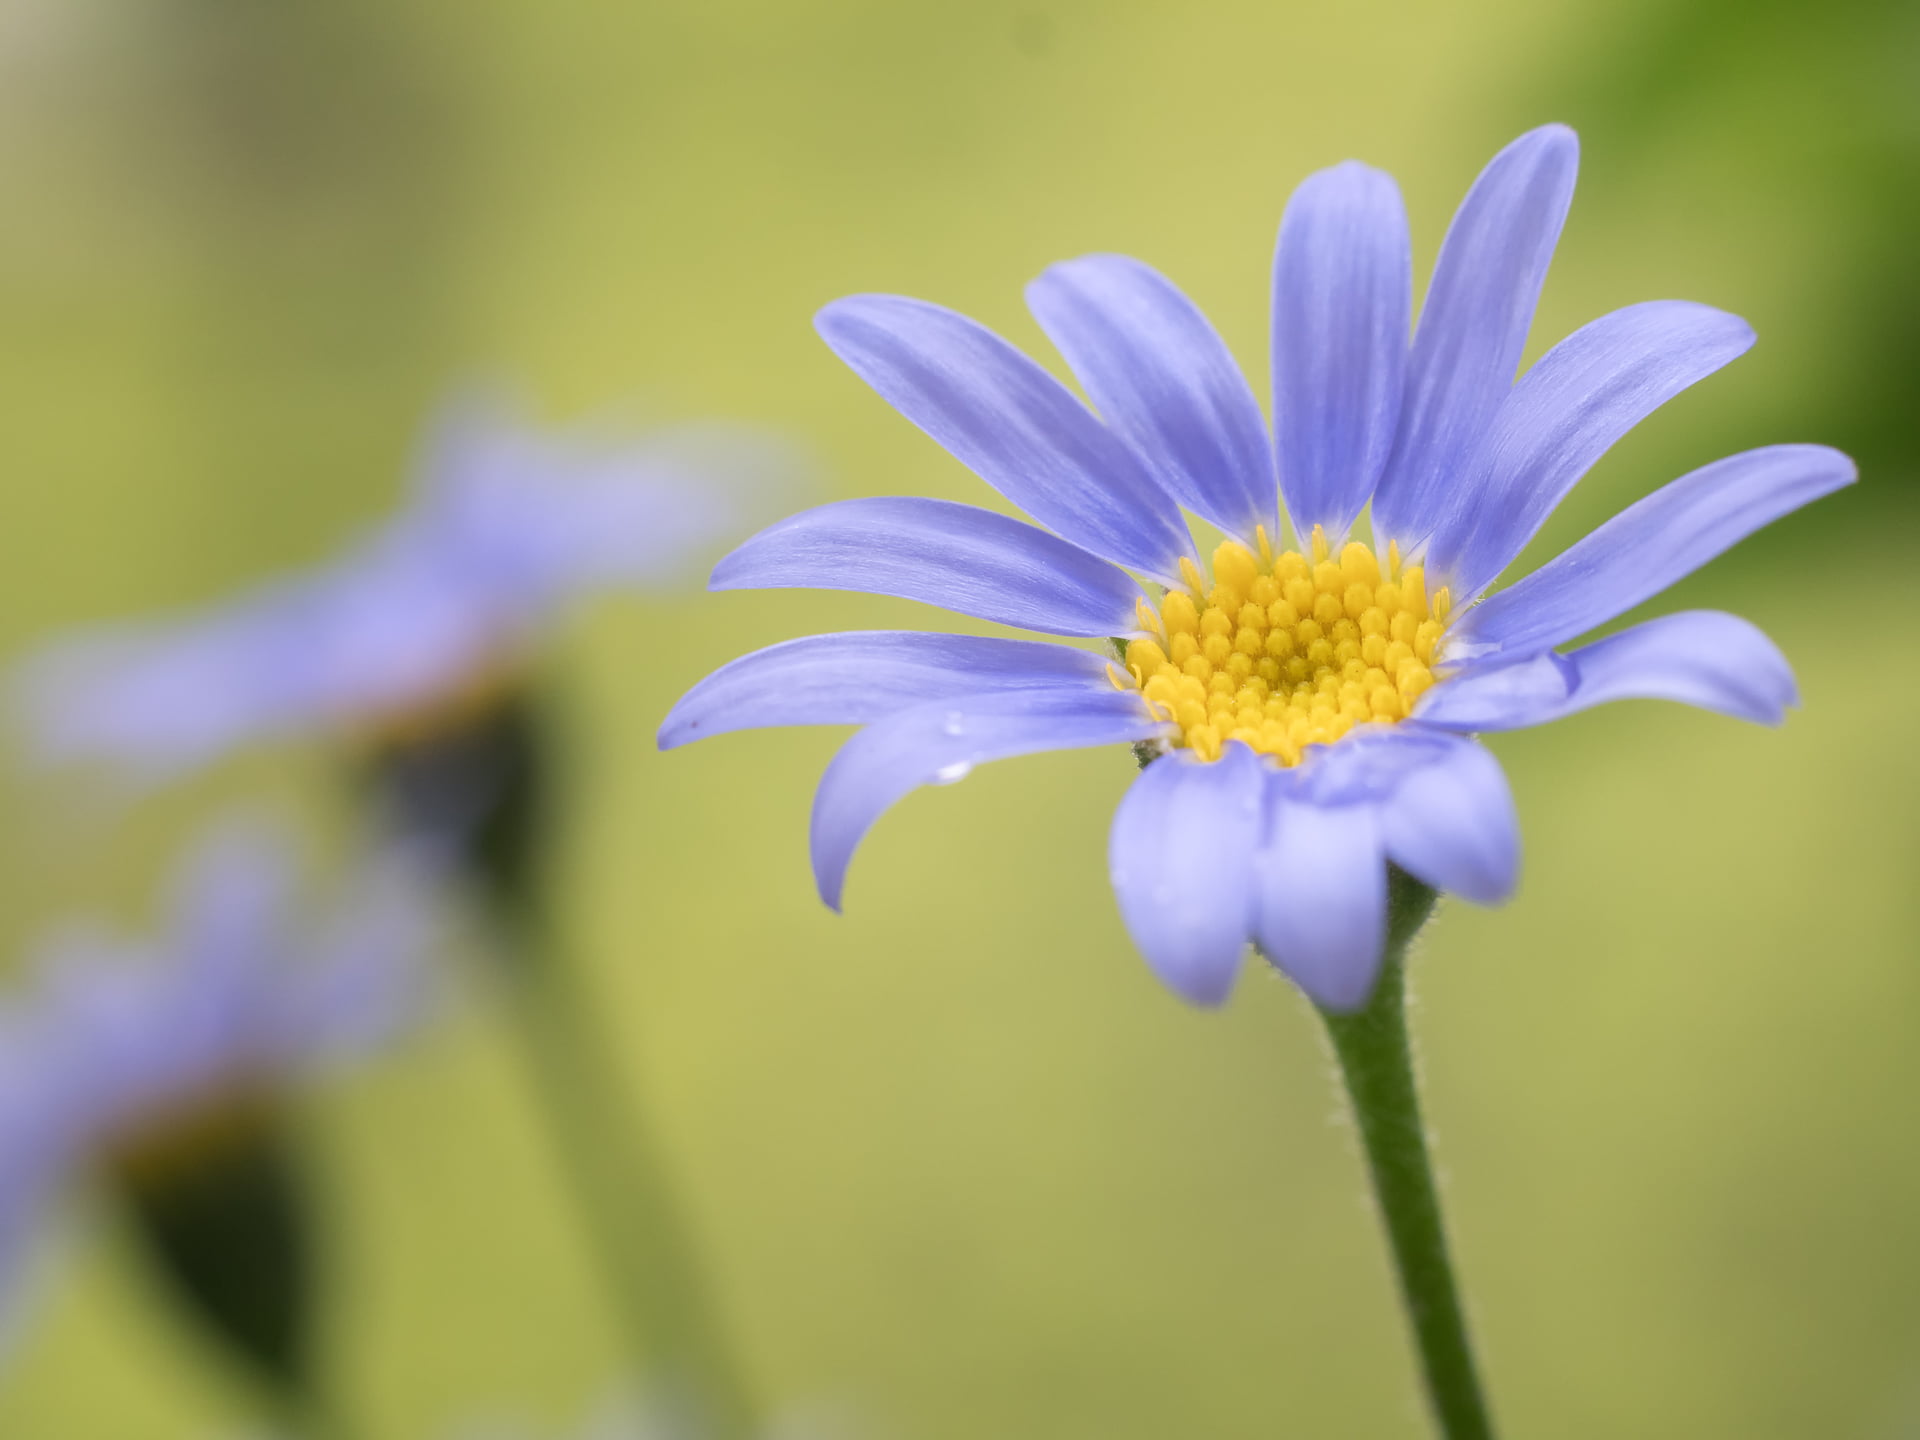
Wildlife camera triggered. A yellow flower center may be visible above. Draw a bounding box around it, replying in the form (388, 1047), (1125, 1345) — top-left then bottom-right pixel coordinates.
(1121, 526), (1451, 766)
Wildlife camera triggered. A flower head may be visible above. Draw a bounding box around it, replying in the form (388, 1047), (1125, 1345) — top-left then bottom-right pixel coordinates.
(16, 398), (780, 781)
(660, 125), (1854, 1011)
(0, 819), (439, 1322)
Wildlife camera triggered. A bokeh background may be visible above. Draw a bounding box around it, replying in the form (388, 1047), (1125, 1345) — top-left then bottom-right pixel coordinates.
(3, 0), (1918, 1436)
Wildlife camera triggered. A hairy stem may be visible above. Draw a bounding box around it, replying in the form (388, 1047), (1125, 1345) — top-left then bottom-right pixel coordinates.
(1319, 872), (1495, 1440)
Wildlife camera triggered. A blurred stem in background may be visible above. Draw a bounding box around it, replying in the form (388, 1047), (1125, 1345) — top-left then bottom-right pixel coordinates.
(367, 690), (757, 1439)
(114, 1117), (353, 1440)
(1318, 873), (1494, 1440)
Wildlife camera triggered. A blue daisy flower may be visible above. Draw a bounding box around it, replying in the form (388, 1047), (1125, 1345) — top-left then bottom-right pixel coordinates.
(15, 398), (778, 782)
(0, 819), (439, 1329)
(659, 124), (1854, 1012)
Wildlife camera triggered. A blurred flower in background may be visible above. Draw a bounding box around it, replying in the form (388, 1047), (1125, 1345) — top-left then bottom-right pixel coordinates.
(9, 385), (789, 1434)
(13, 398), (778, 790)
(0, 389), (783, 1434)
(0, 817), (442, 1400)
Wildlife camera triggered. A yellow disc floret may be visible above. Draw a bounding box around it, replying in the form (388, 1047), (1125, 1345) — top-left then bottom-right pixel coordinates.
(1123, 526), (1451, 766)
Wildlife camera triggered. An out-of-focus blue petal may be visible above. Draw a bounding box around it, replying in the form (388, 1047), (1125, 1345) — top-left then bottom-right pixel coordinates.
(1452, 444), (1856, 659)
(0, 1014), (71, 1348)
(18, 817), (437, 1175)
(13, 398), (780, 780)
(414, 397), (783, 605)
(170, 819), (294, 975)
(817, 296), (1196, 579)
(13, 543), (492, 778)
(811, 687), (1168, 910)
(275, 842), (444, 1061)
(708, 497), (1142, 637)
(1427, 300), (1756, 598)
(659, 631), (1113, 747)
(15, 594), (323, 778)
(1418, 610), (1796, 731)
(1381, 733), (1519, 905)
(1271, 161), (1410, 537)
(1027, 254), (1277, 542)
(1107, 745), (1263, 1006)
(1373, 126), (1579, 550)
(1253, 785), (1387, 1012)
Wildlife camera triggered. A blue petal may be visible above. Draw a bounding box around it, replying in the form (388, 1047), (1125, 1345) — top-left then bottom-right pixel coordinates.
(1252, 783), (1388, 1012)
(1106, 744), (1264, 1007)
(14, 613), (298, 777)
(170, 820), (295, 977)
(817, 296), (1195, 579)
(279, 843), (442, 1058)
(1417, 610), (1797, 731)
(414, 397), (784, 603)
(709, 497), (1142, 637)
(1451, 444), (1856, 659)
(1271, 161), (1411, 537)
(811, 687), (1169, 910)
(1026, 254), (1278, 543)
(1380, 732), (1519, 905)
(1373, 125), (1580, 551)
(1427, 300), (1756, 599)
(1273, 726), (1518, 905)
(13, 554), (490, 778)
(658, 631), (1114, 748)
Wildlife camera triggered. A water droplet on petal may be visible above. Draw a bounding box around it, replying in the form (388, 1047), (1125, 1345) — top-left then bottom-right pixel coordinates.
(933, 761), (971, 785)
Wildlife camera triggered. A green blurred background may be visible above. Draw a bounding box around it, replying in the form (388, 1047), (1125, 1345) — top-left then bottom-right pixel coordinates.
(2, 0), (1918, 1435)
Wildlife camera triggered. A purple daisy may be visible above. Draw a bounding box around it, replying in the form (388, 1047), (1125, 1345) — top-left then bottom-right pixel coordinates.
(660, 124), (1853, 1012)
(15, 398), (776, 782)
(0, 819), (439, 1328)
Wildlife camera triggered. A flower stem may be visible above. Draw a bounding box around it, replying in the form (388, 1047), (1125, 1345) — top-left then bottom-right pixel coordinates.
(368, 692), (757, 1435)
(504, 897), (758, 1439)
(1318, 870), (1495, 1440)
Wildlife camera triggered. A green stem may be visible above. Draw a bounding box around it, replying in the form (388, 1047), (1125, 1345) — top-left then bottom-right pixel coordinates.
(1318, 871), (1495, 1440)
(503, 899), (757, 1439)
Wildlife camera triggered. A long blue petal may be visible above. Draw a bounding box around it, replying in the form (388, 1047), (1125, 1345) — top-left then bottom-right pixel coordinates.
(1107, 744), (1263, 1007)
(1373, 126), (1580, 551)
(817, 296), (1195, 579)
(710, 497), (1142, 637)
(1417, 610), (1796, 731)
(1381, 731), (1519, 905)
(1451, 444), (1855, 658)
(1271, 161), (1411, 537)
(1252, 783), (1387, 1012)
(1027, 254), (1277, 543)
(658, 631), (1113, 748)
(1428, 300), (1756, 598)
(811, 687), (1169, 910)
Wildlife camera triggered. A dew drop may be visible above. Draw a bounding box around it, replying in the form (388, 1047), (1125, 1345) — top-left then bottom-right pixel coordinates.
(933, 761), (972, 785)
